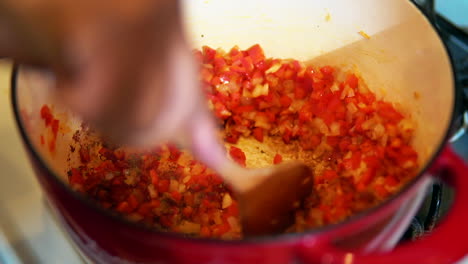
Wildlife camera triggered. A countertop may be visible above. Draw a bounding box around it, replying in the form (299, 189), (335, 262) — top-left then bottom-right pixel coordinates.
(0, 61), (82, 264)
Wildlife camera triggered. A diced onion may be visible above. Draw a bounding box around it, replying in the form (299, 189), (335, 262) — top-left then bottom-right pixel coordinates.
(330, 83), (340, 92)
(220, 109), (232, 117)
(126, 213), (143, 222)
(169, 179), (179, 192)
(191, 163), (205, 175)
(124, 169), (139, 186)
(329, 122), (341, 136)
(347, 102), (358, 114)
(252, 77), (264, 86)
(105, 172), (115, 180)
(255, 115), (271, 130)
(178, 221), (201, 234)
(207, 100), (214, 110)
(179, 184), (186, 193)
(222, 193), (233, 209)
(266, 74), (279, 87)
(398, 119), (414, 131)
(265, 63), (282, 74)
(251, 83), (269, 98)
(313, 118), (329, 135)
(340, 85), (355, 99)
(283, 80), (295, 92)
(213, 210), (223, 225)
(289, 99), (305, 112)
(183, 176), (191, 183)
(227, 216), (240, 232)
(361, 117), (377, 130)
(216, 83), (231, 95)
(372, 123), (385, 139)
(357, 102), (367, 109)
(147, 184), (157, 199)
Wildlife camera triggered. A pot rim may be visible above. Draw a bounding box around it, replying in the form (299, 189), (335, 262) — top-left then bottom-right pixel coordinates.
(9, 1), (458, 245)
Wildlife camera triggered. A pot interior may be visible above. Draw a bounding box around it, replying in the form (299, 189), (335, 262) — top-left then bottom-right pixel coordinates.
(13, 0), (454, 237)
(182, 0), (454, 167)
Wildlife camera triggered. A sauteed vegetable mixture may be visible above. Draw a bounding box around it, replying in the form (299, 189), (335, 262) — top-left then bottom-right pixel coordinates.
(41, 44), (419, 239)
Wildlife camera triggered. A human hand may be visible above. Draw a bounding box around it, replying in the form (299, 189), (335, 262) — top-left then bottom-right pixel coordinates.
(0, 0), (203, 145)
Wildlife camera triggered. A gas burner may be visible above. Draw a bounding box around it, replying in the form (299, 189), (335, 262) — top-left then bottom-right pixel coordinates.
(400, 183), (444, 242)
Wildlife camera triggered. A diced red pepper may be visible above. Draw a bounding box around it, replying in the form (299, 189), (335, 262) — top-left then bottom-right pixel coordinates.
(351, 151), (362, 170)
(233, 105), (255, 113)
(339, 138), (351, 151)
(63, 44), (420, 239)
(40, 105), (53, 126)
(320, 65), (335, 76)
(247, 44), (265, 65)
(253, 127), (264, 142)
(137, 202), (153, 216)
(200, 226), (211, 237)
(225, 130), (241, 144)
(385, 175), (399, 187)
(217, 222), (231, 235)
(377, 102), (404, 123)
(241, 57), (254, 73)
(171, 191), (182, 202)
(182, 206), (193, 217)
(160, 215), (173, 228)
(151, 200), (161, 208)
(273, 154), (283, 164)
(229, 146), (246, 167)
(295, 83), (308, 99)
(282, 129), (292, 144)
(128, 194), (139, 210)
(116, 201), (130, 213)
(202, 46), (216, 63)
(230, 47), (244, 61)
(79, 147), (91, 163)
(150, 169), (159, 186)
(158, 179), (170, 193)
(375, 184), (390, 198)
(326, 136), (340, 147)
(214, 57), (227, 71)
(364, 155), (380, 169)
(345, 74), (359, 89)
(298, 106), (313, 123)
(168, 144), (182, 162)
(70, 168), (84, 185)
(51, 119), (59, 137)
(356, 168), (376, 191)
(322, 170), (338, 181)
(279, 95), (293, 107)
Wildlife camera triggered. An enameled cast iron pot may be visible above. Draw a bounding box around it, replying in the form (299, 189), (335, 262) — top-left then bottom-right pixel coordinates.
(10, 0), (468, 263)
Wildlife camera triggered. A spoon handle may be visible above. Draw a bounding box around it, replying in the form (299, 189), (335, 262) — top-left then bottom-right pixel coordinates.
(179, 107), (253, 188)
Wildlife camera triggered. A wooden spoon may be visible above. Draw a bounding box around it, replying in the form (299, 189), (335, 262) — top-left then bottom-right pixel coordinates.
(185, 108), (313, 236)
(223, 160), (313, 236)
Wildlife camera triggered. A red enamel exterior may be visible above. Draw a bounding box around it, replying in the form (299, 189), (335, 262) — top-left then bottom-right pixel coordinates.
(21, 139), (468, 264)
(299, 147), (468, 264)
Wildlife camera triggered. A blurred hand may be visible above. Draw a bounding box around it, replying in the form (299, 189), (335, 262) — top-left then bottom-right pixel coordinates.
(0, 0), (203, 146)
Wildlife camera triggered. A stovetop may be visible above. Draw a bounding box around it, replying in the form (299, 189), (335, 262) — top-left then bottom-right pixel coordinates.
(401, 1), (468, 243)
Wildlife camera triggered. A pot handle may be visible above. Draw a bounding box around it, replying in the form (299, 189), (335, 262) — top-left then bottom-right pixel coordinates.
(297, 146), (468, 264)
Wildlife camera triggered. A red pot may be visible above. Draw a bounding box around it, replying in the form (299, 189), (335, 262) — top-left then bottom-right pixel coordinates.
(10, 0), (468, 263)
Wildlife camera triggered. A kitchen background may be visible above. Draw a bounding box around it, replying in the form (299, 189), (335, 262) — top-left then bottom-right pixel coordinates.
(0, 1), (467, 263)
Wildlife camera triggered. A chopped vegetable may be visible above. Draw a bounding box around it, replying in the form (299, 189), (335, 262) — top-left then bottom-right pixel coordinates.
(59, 44), (418, 239)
